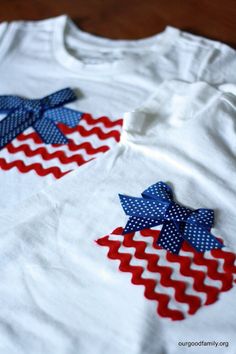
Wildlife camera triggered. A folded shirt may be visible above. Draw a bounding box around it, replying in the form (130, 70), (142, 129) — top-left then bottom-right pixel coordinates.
(1, 14), (236, 118)
(0, 80), (235, 354)
(1, 15), (236, 209)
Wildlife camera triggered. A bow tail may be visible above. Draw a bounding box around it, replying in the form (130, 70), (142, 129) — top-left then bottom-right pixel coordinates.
(0, 110), (35, 148)
(157, 221), (184, 254)
(33, 118), (68, 144)
(0, 106), (35, 138)
(0, 96), (24, 114)
(45, 107), (83, 127)
(122, 216), (162, 235)
(183, 223), (224, 252)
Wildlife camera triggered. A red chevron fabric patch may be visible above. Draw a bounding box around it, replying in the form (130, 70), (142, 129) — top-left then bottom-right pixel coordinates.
(0, 113), (123, 178)
(96, 227), (236, 321)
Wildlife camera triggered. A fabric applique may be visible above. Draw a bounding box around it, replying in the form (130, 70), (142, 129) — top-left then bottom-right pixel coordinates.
(96, 182), (236, 321)
(0, 88), (82, 148)
(0, 90), (123, 179)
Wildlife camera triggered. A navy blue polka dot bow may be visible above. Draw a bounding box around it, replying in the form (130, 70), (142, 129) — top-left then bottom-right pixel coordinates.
(0, 88), (83, 149)
(119, 181), (224, 254)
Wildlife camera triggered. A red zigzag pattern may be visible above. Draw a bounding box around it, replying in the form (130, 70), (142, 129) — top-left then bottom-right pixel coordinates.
(0, 114), (123, 178)
(96, 227), (236, 321)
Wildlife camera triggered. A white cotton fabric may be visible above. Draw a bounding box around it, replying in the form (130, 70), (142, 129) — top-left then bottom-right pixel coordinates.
(1, 14), (236, 118)
(1, 15), (236, 210)
(0, 80), (235, 354)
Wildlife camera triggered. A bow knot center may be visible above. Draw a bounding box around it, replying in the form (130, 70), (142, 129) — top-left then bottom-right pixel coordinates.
(22, 99), (44, 118)
(165, 202), (192, 223)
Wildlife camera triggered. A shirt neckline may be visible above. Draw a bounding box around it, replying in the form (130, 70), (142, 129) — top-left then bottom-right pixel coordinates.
(52, 15), (179, 77)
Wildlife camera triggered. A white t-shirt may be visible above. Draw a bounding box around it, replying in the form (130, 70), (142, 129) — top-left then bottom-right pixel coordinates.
(0, 80), (235, 354)
(1, 15), (236, 210)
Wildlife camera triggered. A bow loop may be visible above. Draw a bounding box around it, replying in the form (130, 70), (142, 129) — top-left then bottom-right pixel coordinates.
(41, 87), (77, 108)
(142, 181), (173, 202)
(0, 88), (82, 148)
(187, 208), (214, 229)
(119, 181), (224, 254)
(119, 194), (168, 220)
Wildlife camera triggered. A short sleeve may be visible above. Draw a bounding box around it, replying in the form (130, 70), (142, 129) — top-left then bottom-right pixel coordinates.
(199, 45), (236, 87)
